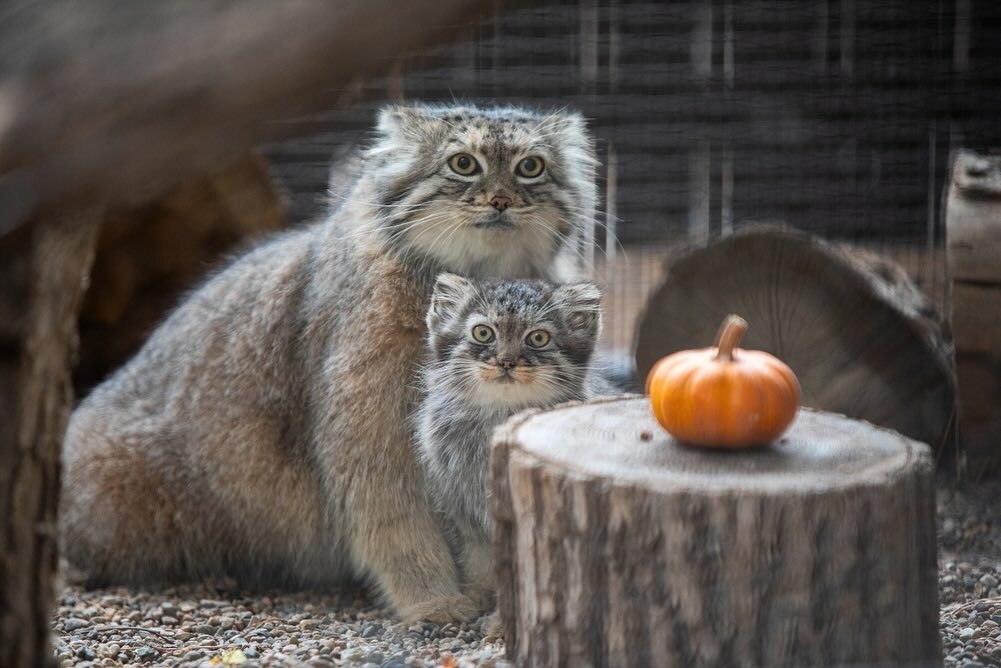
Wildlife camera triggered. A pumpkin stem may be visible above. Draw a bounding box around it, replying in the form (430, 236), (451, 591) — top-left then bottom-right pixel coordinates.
(715, 314), (748, 361)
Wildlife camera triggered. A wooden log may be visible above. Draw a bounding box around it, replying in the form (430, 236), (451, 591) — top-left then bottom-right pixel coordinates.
(0, 205), (101, 668)
(954, 355), (1001, 479)
(950, 282), (1001, 357)
(946, 150), (1001, 283)
(633, 226), (955, 453)
(946, 149), (1001, 478)
(491, 396), (941, 668)
(0, 0), (508, 236)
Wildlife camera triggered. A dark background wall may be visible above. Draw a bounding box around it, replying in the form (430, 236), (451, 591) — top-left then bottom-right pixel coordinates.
(262, 0), (1001, 249)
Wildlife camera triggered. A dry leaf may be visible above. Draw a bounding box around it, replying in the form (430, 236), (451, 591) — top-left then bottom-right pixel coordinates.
(222, 650), (248, 664)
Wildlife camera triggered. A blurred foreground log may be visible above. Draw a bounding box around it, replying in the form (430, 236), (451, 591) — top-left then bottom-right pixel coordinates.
(0, 207), (101, 668)
(492, 397), (941, 668)
(0, 0), (501, 235)
(946, 149), (1001, 479)
(634, 227), (955, 454)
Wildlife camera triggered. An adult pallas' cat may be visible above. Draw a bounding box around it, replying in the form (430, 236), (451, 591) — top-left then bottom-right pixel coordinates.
(61, 104), (596, 622)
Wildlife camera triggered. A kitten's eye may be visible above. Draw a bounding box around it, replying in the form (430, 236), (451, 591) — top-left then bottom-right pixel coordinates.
(525, 329), (551, 348)
(516, 156), (545, 178)
(471, 324), (495, 343)
(449, 153), (481, 176)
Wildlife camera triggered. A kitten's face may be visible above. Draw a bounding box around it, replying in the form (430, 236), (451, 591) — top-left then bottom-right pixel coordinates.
(364, 104), (596, 278)
(425, 274), (601, 409)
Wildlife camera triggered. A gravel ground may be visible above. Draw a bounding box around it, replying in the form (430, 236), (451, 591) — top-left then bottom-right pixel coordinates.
(51, 475), (1000, 667)
(51, 586), (505, 668)
(939, 477), (1001, 667)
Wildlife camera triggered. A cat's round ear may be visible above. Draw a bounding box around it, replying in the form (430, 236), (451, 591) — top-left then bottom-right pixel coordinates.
(428, 273), (473, 331)
(376, 105), (434, 141)
(553, 282), (603, 335)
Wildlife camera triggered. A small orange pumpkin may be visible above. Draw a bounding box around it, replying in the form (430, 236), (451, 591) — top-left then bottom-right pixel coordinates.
(646, 314), (800, 448)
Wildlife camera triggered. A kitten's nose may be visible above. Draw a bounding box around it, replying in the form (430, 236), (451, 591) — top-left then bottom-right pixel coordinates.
(490, 194), (513, 211)
(498, 356), (517, 370)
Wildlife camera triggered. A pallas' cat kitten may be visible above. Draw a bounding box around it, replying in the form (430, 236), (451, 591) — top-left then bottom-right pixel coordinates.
(416, 273), (612, 608)
(61, 104), (597, 622)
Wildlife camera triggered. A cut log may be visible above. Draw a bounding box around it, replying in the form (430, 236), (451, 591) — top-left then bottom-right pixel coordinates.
(633, 226), (955, 453)
(950, 282), (1001, 356)
(946, 149), (1001, 478)
(491, 396), (940, 668)
(946, 150), (1001, 284)
(0, 205), (101, 668)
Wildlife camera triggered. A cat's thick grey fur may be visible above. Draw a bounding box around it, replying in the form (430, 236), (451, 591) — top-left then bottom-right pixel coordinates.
(61, 103), (597, 623)
(415, 274), (613, 607)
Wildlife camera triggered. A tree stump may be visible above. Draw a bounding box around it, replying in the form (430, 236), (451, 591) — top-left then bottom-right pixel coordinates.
(491, 396), (940, 668)
(946, 149), (1001, 478)
(634, 227), (955, 453)
(0, 205), (101, 668)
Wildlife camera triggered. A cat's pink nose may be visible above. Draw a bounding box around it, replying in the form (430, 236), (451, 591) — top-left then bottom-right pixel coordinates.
(490, 194), (513, 211)
(498, 357), (517, 370)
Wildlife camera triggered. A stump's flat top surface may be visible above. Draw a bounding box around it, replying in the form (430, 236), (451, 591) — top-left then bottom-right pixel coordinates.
(508, 397), (931, 493)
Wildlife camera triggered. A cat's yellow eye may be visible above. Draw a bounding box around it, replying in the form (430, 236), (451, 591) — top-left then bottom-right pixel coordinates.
(449, 153), (480, 176)
(516, 156), (545, 178)
(471, 324), (496, 343)
(525, 329), (551, 348)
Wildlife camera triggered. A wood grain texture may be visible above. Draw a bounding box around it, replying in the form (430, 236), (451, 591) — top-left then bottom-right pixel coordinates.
(492, 396), (940, 668)
(0, 205), (101, 668)
(634, 226), (955, 452)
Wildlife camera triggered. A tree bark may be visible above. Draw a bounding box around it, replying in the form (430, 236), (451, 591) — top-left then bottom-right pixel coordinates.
(0, 206), (101, 668)
(633, 226), (955, 453)
(492, 396), (941, 668)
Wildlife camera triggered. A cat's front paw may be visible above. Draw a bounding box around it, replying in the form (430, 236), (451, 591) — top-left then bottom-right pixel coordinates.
(479, 610), (504, 638)
(400, 594), (479, 624)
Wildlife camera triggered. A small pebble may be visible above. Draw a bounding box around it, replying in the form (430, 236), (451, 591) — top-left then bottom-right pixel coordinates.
(342, 648), (366, 663)
(361, 623), (383, 639)
(74, 647), (96, 661)
(63, 618), (89, 632)
(134, 646), (159, 662)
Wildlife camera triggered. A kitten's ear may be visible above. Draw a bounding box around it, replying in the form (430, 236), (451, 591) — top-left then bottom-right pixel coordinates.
(554, 282), (603, 336)
(428, 273), (473, 332)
